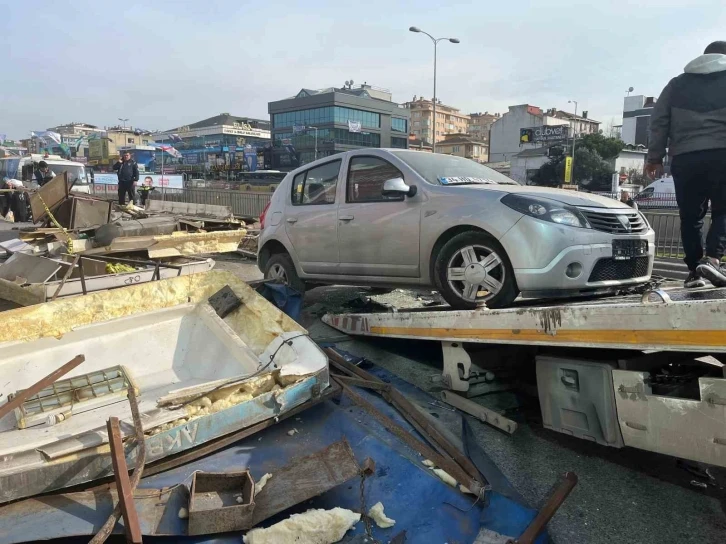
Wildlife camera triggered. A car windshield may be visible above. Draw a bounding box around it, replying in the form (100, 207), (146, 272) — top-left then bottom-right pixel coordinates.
(391, 151), (520, 186)
(49, 164), (88, 185)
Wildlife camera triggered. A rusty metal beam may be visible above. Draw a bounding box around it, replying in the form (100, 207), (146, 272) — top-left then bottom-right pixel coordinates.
(334, 377), (486, 498)
(106, 417), (142, 543)
(90, 387), (146, 544)
(325, 348), (482, 483)
(0, 354), (85, 421)
(515, 472), (578, 544)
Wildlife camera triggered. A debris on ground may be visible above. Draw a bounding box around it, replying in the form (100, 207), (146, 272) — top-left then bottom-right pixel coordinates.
(287, 428), (299, 436)
(242, 507), (360, 544)
(255, 473), (273, 494)
(368, 501), (396, 528)
(178, 507), (189, 519)
(432, 468), (458, 488)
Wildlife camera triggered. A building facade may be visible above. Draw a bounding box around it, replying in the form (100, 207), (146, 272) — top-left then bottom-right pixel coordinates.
(268, 84), (409, 168)
(489, 104), (599, 163)
(404, 97), (469, 144)
(158, 114), (271, 175)
(46, 123), (108, 161)
(437, 133), (489, 163)
(621, 95), (656, 147)
(467, 112), (499, 144)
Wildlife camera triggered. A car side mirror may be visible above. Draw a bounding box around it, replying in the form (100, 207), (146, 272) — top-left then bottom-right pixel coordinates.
(382, 177), (417, 198)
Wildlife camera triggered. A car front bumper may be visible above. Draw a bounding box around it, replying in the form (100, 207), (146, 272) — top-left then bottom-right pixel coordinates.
(500, 215), (656, 294)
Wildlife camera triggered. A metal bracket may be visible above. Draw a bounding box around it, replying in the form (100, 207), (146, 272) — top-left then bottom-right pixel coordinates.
(441, 341), (471, 392)
(642, 289), (672, 304)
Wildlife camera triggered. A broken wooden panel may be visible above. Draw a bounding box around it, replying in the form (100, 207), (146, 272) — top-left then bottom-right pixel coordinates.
(0, 439), (359, 542)
(614, 369), (726, 467)
(29, 172), (71, 223)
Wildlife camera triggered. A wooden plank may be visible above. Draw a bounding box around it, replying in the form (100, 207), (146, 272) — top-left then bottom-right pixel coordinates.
(440, 390), (517, 434)
(106, 417), (142, 544)
(250, 438), (361, 525)
(0, 355), (85, 421)
(30, 172), (71, 223)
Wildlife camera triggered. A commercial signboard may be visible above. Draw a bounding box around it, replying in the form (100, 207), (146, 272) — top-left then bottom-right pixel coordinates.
(520, 125), (569, 144)
(564, 156), (573, 184)
(94, 173), (183, 189)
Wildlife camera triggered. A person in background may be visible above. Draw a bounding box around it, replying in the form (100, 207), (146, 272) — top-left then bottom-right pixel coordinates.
(113, 151), (139, 205)
(620, 190), (637, 209)
(34, 161), (56, 186)
(647, 40), (726, 288)
(138, 175), (155, 207)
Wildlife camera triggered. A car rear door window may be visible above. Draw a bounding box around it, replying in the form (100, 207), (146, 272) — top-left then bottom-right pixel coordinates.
(347, 156), (405, 203)
(291, 160), (341, 205)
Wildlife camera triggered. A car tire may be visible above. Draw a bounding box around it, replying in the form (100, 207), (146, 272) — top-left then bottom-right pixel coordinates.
(264, 253), (306, 294)
(434, 231), (518, 310)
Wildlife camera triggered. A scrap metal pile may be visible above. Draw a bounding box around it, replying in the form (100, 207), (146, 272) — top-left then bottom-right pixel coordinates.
(0, 171), (248, 306)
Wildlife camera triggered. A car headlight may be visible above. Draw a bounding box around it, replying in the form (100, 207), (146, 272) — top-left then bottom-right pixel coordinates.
(501, 194), (591, 229)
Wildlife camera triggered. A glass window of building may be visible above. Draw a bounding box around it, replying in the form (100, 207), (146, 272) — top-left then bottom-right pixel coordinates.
(391, 117), (408, 133)
(347, 156), (404, 203)
(391, 137), (408, 149)
(291, 160), (341, 205)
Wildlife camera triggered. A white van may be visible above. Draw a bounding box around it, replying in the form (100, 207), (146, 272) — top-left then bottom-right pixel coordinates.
(634, 176), (677, 209)
(0, 155), (92, 194)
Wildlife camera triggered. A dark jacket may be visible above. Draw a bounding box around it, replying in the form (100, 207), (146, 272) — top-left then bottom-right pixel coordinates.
(648, 54), (726, 163)
(113, 159), (140, 184)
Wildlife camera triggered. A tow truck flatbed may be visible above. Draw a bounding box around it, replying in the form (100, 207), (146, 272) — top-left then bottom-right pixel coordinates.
(323, 285), (726, 469)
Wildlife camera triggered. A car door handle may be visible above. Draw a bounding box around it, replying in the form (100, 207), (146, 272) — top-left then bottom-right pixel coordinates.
(286, 217), (298, 224)
(339, 215), (354, 221)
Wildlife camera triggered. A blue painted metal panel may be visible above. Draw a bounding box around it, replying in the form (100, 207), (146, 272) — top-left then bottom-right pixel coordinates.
(0, 366), (549, 543)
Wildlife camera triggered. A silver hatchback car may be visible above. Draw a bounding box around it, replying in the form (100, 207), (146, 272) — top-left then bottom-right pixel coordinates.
(258, 149), (655, 309)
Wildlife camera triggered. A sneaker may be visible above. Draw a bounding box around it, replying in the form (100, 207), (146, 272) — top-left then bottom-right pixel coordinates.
(696, 259), (726, 288)
(684, 270), (707, 289)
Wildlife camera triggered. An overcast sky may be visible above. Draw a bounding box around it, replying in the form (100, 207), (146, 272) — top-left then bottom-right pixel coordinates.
(2, 0), (724, 140)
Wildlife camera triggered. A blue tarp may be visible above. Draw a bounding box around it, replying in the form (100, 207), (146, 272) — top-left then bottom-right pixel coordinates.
(8, 364), (547, 544)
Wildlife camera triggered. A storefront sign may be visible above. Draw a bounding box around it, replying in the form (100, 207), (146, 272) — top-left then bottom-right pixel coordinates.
(520, 125), (569, 144)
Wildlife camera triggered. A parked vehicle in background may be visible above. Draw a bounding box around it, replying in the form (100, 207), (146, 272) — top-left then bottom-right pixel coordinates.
(0, 155), (92, 194)
(258, 149), (655, 309)
(634, 177), (677, 209)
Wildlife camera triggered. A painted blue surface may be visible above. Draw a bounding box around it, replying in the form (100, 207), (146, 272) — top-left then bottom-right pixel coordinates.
(12, 365), (548, 544)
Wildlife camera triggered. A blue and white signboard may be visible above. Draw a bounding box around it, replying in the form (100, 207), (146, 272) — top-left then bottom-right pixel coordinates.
(94, 173), (183, 189)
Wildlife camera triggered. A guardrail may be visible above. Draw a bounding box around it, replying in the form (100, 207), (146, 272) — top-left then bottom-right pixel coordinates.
(148, 188), (272, 221)
(594, 191), (678, 209)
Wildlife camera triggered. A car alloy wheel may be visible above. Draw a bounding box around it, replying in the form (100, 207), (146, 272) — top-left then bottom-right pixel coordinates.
(267, 262), (288, 284)
(446, 244), (506, 302)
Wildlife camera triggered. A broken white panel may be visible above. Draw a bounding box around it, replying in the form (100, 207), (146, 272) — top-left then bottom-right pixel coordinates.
(614, 369), (726, 467)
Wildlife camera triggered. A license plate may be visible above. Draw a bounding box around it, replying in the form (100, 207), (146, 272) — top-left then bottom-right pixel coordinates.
(613, 239), (648, 261)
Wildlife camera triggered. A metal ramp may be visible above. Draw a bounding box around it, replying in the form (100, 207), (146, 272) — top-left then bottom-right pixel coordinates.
(323, 286), (726, 353)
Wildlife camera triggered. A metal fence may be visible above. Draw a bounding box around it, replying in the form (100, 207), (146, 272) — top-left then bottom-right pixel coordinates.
(594, 192), (678, 210)
(148, 188), (272, 221)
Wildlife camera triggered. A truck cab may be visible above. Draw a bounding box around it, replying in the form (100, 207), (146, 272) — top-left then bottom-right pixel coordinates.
(0, 154), (92, 194)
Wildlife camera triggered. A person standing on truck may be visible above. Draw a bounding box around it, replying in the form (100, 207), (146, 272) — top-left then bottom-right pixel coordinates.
(34, 161), (56, 186)
(113, 151), (139, 205)
(647, 41), (726, 288)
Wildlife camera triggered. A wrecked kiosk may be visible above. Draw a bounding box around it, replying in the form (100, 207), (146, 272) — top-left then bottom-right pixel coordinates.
(0, 270), (328, 503)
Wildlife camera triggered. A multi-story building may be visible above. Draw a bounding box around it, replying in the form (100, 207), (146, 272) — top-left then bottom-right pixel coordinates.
(548, 109), (600, 137)
(407, 133), (432, 152)
(489, 104), (599, 163)
(437, 133), (489, 163)
(159, 114), (271, 174)
(404, 96), (469, 144)
(467, 112), (499, 144)
(268, 83), (409, 168)
(621, 95), (656, 147)
(46, 122), (107, 161)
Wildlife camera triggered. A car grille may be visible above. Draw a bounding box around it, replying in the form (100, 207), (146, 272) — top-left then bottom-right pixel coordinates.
(580, 210), (648, 234)
(588, 257), (650, 282)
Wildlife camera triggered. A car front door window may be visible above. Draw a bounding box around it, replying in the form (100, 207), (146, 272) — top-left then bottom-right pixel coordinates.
(347, 156), (405, 203)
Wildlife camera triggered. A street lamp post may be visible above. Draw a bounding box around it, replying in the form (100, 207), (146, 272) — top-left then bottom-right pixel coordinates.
(409, 27), (460, 154)
(308, 126), (319, 160)
(118, 118), (129, 130)
(568, 100), (578, 182)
